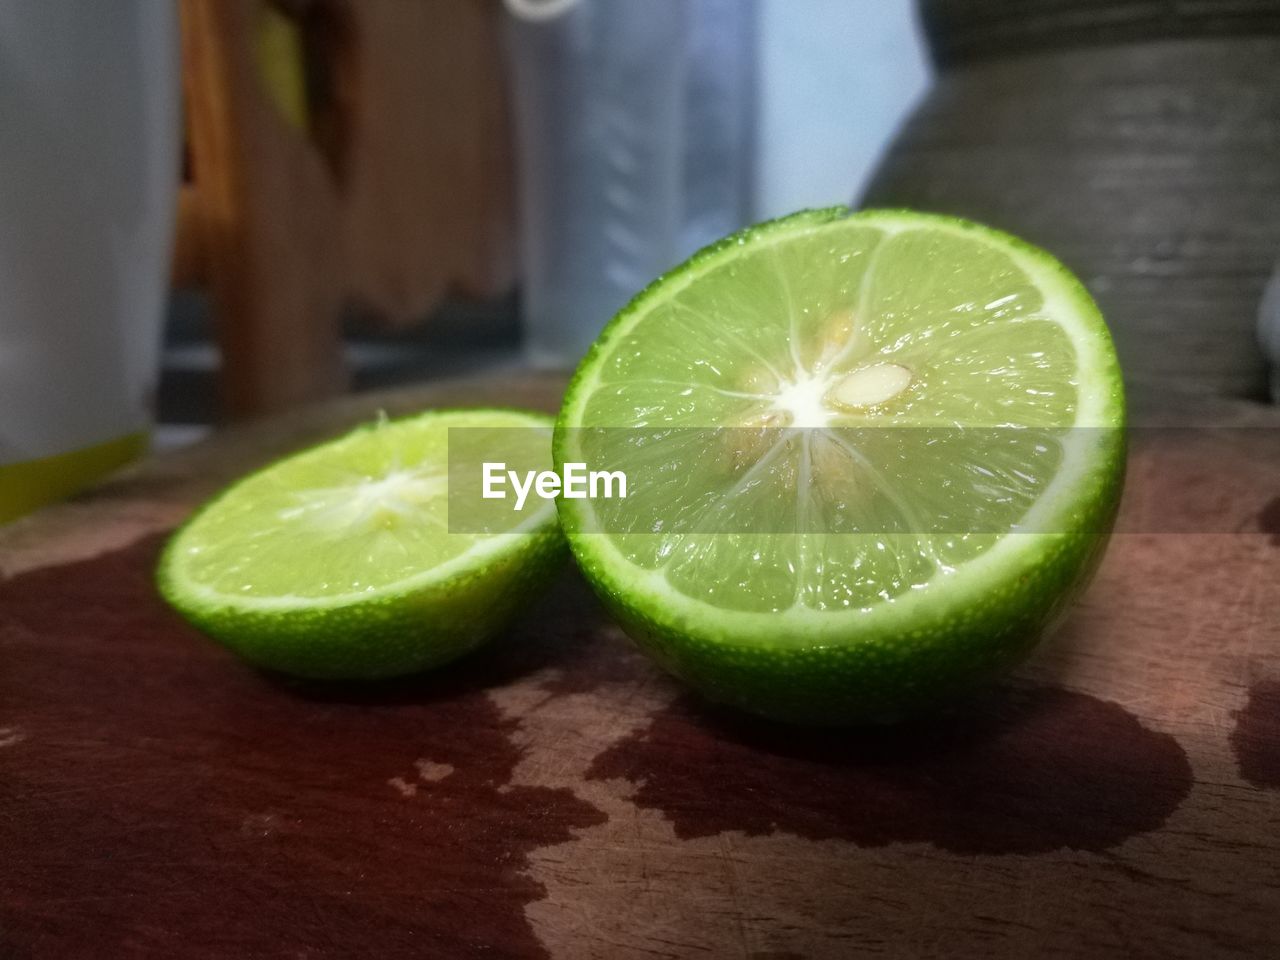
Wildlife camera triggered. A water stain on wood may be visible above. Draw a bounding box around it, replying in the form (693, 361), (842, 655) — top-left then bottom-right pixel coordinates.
(1258, 496), (1280, 546)
(1231, 680), (1280, 789)
(0, 537), (606, 960)
(588, 686), (1192, 855)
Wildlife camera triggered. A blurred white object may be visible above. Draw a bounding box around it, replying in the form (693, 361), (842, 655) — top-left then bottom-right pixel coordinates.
(754, 0), (931, 216)
(504, 0), (927, 368)
(0, 0), (179, 518)
(680, 0), (757, 257)
(504, 0), (689, 368)
(1260, 261), (1280, 402)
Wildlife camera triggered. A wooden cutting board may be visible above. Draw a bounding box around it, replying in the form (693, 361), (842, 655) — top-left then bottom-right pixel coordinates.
(2, 373), (1278, 960)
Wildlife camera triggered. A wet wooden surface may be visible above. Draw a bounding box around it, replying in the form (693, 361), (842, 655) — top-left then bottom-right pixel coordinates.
(2, 372), (1280, 959)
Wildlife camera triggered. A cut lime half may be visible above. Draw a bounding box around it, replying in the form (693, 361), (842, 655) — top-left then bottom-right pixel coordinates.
(556, 208), (1125, 723)
(159, 408), (564, 679)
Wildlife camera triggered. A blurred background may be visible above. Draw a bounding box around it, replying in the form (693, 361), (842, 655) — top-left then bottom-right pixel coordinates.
(1, 0), (1278, 522)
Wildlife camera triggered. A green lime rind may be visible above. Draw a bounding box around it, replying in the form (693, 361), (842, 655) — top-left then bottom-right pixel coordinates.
(158, 408), (565, 680)
(555, 208), (1126, 724)
(566, 473), (1120, 724)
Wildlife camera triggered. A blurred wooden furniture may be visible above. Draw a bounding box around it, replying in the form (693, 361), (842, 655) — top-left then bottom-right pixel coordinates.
(864, 0), (1280, 401)
(174, 0), (515, 419)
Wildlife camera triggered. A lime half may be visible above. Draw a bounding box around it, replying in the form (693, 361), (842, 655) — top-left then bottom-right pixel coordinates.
(160, 408), (563, 679)
(556, 209), (1125, 723)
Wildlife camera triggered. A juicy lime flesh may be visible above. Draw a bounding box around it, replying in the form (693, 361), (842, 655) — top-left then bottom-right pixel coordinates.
(572, 215), (1093, 613)
(160, 408), (564, 680)
(558, 209), (1125, 722)
(176, 410), (550, 601)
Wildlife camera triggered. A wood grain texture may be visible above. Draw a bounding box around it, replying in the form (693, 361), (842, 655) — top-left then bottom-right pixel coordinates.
(1, 373), (1279, 959)
(863, 7), (1280, 400)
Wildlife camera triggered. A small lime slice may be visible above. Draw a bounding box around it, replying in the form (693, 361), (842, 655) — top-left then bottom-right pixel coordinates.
(556, 209), (1125, 723)
(159, 408), (563, 679)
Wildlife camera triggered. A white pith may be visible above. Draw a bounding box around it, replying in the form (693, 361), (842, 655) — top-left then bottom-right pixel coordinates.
(773, 374), (835, 428)
(277, 468), (450, 533)
(769, 361), (914, 429)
